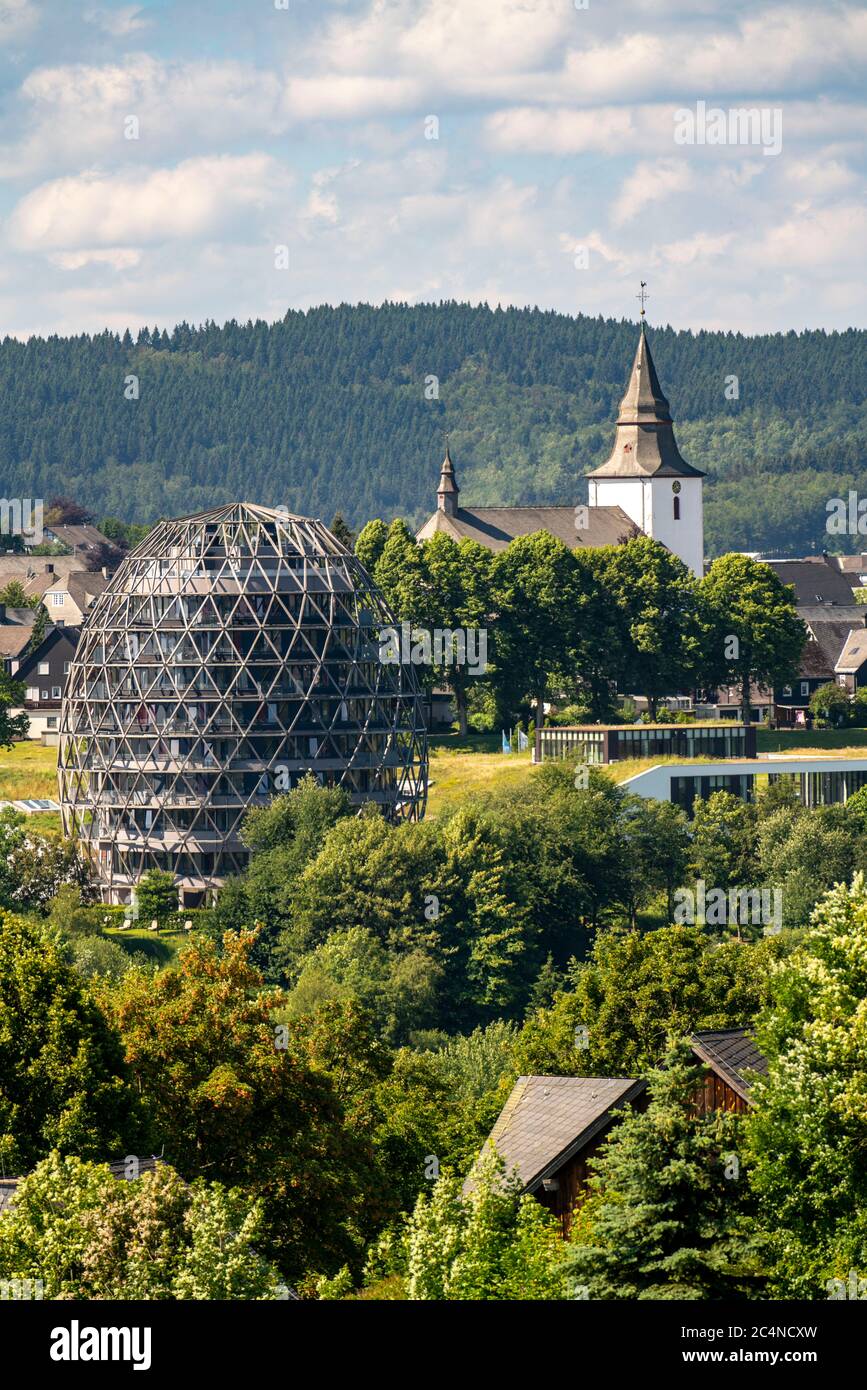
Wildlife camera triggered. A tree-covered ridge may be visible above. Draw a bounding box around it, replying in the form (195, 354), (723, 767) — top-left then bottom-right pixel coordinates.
(1, 303), (864, 556)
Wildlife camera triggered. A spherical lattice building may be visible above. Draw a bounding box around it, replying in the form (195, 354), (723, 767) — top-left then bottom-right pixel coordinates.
(59, 504), (428, 905)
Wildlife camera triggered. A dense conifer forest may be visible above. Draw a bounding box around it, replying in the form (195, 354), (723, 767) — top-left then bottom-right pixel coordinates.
(1, 302), (865, 555)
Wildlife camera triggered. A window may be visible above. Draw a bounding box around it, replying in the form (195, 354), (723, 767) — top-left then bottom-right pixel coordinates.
(46, 716), (58, 729)
(38, 661), (49, 675)
(51, 686), (61, 699)
(26, 686), (38, 701)
(63, 662), (70, 675)
(50, 592), (64, 606)
(782, 685), (792, 697)
(41, 689), (49, 700)
(673, 496), (680, 520)
(800, 681), (810, 696)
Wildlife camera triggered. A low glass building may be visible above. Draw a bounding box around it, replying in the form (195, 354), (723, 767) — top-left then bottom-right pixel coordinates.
(537, 722), (757, 765)
(59, 504), (428, 906)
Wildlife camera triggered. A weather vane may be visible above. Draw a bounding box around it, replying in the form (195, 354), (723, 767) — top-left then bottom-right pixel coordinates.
(637, 281), (649, 319)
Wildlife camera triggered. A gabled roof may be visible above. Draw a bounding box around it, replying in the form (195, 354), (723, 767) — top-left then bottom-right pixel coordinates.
(14, 624), (79, 677)
(417, 504), (640, 552)
(765, 557), (857, 608)
(835, 628), (867, 674)
(806, 616), (866, 671)
(0, 626), (33, 659)
(799, 635), (835, 680)
(586, 325), (703, 481)
(61, 571), (111, 609)
(689, 1028), (767, 1103)
(464, 1075), (646, 1195)
(40, 523), (113, 552)
(2, 607), (37, 626)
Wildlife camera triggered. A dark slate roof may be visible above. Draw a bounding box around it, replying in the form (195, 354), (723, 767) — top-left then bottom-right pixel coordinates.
(586, 326), (703, 481)
(690, 1028), (767, 1102)
(798, 634), (835, 680)
(3, 607), (37, 626)
(463, 1075), (646, 1195)
(806, 617), (866, 671)
(417, 504), (640, 552)
(765, 557), (857, 608)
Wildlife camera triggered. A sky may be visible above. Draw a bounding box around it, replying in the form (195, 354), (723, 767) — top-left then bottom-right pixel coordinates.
(0, 0), (865, 339)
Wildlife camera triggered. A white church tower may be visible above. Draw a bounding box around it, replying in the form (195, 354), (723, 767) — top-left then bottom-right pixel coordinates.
(586, 314), (705, 574)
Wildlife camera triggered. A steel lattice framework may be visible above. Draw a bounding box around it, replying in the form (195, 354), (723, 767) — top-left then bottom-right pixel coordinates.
(58, 504), (428, 905)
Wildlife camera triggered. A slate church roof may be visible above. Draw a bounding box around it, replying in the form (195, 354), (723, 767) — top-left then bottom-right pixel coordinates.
(417, 496), (639, 551)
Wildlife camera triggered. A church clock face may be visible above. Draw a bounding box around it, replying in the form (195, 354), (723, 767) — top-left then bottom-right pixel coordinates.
(672, 481), (682, 494)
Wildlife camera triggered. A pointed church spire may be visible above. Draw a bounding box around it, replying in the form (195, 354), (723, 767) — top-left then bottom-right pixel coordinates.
(616, 320), (674, 426)
(436, 438), (460, 516)
(587, 321), (704, 480)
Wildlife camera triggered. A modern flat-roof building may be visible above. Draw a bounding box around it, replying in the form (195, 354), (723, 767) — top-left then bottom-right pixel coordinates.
(623, 755), (867, 813)
(59, 504), (427, 906)
(537, 721), (756, 765)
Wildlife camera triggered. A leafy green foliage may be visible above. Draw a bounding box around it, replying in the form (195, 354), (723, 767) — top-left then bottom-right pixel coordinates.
(135, 868), (179, 922)
(97, 931), (383, 1278)
(513, 925), (787, 1078)
(0, 912), (140, 1172)
(809, 681), (852, 726)
(564, 1041), (764, 1300)
(0, 1153), (285, 1300)
(698, 554), (806, 716)
(745, 873), (867, 1295)
(405, 1149), (565, 1300)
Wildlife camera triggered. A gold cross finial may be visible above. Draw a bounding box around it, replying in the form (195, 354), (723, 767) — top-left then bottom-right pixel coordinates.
(637, 281), (649, 318)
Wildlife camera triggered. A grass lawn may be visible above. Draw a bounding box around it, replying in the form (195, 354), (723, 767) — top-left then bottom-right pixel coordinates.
(427, 742), (537, 815)
(0, 739), (58, 801)
(104, 925), (187, 967)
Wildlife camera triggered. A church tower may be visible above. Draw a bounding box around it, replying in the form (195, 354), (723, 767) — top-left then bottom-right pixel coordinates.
(586, 320), (705, 574)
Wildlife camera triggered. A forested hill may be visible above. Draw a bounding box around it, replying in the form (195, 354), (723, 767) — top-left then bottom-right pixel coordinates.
(1, 302), (865, 556)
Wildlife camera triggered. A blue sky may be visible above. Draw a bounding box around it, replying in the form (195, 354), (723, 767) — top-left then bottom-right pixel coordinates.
(0, 0), (865, 338)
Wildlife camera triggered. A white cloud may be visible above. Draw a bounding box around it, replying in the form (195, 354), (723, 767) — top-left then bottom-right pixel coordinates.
(1, 57), (286, 177)
(611, 160), (695, 226)
(6, 154), (292, 251)
(284, 75), (421, 122)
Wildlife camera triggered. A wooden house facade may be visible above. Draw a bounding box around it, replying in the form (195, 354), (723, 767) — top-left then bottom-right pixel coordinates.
(689, 1028), (767, 1115)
